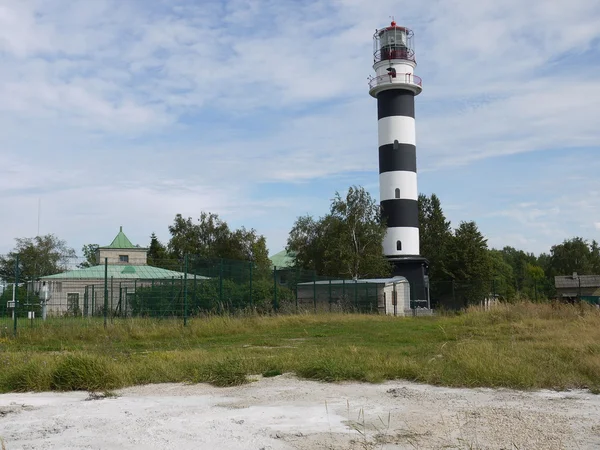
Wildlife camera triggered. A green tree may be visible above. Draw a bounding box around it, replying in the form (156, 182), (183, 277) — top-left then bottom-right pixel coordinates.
(0, 234), (76, 282)
(446, 221), (493, 307)
(147, 232), (177, 269)
(167, 212), (271, 269)
(418, 193), (454, 300)
(488, 249), (516, 300)
(547, 237), (594, 277)
(78, 244), (99, 268)
(287, 186), (390, 279)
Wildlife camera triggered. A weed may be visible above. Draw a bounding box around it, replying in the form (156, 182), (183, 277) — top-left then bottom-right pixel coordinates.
(1, 303), (599, 392)
(51, 354), (121, 391)
(262, 369), (282, 378)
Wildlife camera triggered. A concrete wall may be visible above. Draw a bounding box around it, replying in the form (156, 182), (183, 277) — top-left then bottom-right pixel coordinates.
(96, 248), (148, 266)
(557, 286), (600, 298)
(32, 278), (183, 317)
(296, 281), (411, 316)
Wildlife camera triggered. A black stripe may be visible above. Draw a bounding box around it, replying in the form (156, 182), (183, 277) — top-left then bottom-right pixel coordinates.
(381, 199), (419, 228)
(379, 143), (416, 173)
(377, 89), (415, 119)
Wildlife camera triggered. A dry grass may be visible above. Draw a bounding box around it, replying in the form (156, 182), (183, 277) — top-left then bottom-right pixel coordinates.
(1, 301), (599, 393)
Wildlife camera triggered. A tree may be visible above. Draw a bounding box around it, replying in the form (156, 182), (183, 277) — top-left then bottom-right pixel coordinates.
(287, 186), (391, 279)
(0, 234), (76, 281)
(446, 221), (493, 306)
(167, 212), (271, 268)
(546, 237), (595, 277)
(488, 249), (516, 300)
(147, 233), (172, 267)
(419, 194), (452, 286)
(78, 244), (99, 268)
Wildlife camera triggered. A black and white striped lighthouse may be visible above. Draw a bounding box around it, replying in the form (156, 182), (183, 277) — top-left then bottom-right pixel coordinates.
(368, 20), (430, 305)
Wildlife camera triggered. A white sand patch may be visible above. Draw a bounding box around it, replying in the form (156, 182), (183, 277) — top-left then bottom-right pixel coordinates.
(1, 374), (600, 449)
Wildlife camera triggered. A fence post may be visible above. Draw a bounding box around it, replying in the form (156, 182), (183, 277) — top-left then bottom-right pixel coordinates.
(193, 274), (197, 312)
(219, 259), (224, 307)
(104, 258), (108, 329)
(134, 279), (137, 317)
(249, 261), (253, 309)
(294, 270), (299, 313)
(183, 254), (188, 326)
(110, 276), (114, 322)
(312, 272), (317, 314)
(328, 279), (332, 312)
(91, 285), (95, 317)
(13, 255), (19, 337)
(272, 266), (279, 312)
(171, 276), (175, 316)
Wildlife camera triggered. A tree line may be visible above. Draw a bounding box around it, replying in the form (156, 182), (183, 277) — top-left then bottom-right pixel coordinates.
(1, 185), (598, 308)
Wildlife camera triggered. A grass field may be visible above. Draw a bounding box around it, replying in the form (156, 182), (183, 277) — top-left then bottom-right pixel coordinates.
(1, 301), (599, 394)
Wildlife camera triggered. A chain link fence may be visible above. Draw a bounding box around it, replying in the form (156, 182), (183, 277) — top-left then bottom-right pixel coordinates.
(0, 252), (563, 336)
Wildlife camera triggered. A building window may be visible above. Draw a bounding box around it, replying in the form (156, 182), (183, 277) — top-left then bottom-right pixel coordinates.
(395, 188), (400, 199)
(119, 255), (129, 263)
(396, 241), (402, 251)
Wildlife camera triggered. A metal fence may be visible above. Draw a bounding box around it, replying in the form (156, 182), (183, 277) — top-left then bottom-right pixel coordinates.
(0, 252), (558, 335)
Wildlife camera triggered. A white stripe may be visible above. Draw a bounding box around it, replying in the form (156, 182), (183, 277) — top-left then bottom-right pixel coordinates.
(379, 171), (418, 201)
(378, 116), (415, 147)
(383, 227), (420, 256)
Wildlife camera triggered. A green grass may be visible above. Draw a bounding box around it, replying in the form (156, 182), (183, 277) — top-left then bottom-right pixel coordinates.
(1, 301), (600, 393)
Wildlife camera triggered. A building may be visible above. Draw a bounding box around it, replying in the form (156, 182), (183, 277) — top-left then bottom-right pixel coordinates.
(367, 20), (430, 308)
(33, 227), (204, 317)
(295, 276), (428, 316)
(555, 273), (600, 305)
(269, 249), (297, 286)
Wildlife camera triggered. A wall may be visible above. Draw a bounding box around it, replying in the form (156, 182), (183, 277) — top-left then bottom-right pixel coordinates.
(96, 248), (148, 266)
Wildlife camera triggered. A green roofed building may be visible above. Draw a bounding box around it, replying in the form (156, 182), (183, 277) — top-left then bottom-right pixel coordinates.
(33, 227), (206, 317)
(269, 249), (296, 269)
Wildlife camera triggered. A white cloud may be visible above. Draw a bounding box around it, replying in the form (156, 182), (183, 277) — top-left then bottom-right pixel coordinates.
(0, 0), (599, 258)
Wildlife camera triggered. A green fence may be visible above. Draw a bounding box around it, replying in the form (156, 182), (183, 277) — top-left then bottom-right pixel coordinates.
(0, 252), (569, 335)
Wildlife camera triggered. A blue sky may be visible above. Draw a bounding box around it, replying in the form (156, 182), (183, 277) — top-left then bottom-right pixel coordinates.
(1, 0), (599, 258)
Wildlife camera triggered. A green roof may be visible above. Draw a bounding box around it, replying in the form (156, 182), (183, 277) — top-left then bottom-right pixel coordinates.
(100, 226), (138, 249)
(270, 250), (296, 269)
(40, 265), (208, 280)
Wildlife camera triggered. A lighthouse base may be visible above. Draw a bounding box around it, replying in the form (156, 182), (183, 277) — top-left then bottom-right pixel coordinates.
(388, 256), (430, 310)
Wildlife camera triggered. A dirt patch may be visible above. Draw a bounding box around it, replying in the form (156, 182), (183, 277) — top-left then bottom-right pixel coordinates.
(0, 403), (35, 417)
(1, 376), (599, 449)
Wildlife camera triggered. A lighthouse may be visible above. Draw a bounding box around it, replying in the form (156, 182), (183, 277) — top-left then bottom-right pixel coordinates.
(368, 20), (430, 306)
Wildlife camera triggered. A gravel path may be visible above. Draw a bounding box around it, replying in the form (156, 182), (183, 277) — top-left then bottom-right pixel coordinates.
(1, 375), (599, 449)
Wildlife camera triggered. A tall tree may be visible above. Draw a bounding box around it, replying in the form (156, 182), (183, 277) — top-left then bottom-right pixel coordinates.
(287, 186), (390, 279)
(546, 237), (594, 277)
(0, 234), (76, 281)
(78, 244), (99, 268)
(419, 193), (453, 280)
(147, 233), (173, 267)
(446, 221), (493, 306)
(167, 212), (271, 268)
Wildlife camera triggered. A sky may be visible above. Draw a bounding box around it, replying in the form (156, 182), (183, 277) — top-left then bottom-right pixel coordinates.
(1, 0), (599, 258)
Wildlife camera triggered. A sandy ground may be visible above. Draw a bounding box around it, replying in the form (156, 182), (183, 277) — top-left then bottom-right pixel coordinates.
(1, 375), (600, 449)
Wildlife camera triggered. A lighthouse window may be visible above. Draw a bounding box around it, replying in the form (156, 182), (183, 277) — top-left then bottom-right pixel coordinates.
(396, 241), (402, 251)
(395, 188), (400, 199)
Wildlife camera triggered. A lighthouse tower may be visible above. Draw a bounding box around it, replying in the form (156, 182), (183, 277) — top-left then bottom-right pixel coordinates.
(368, 20), (429, 306)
